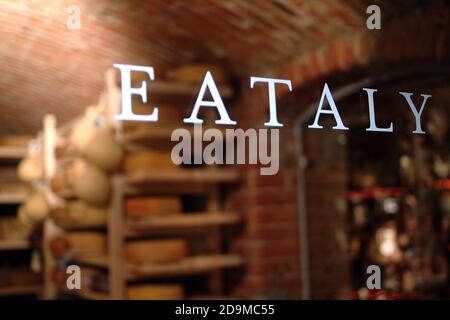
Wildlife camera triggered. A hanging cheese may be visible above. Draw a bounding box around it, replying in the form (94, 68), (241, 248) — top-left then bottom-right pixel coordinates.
(166, 64), (227, 84)
(125, 239), (187, 263)
(81, 129), (123, 172)
(23, 191), (50, 223)
(124, 150), (176, 172)
(50, 169), (69, 193)
(126, 197), (182, 219)
(69, 106), (103, 152)
(17, 154), (44, 183)
(65, 232), (107, 255)
(127, 284), (184, 300)
(68, 158), (110, 206)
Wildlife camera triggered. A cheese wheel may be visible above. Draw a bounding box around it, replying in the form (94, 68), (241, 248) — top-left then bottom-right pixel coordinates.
(126, 197), (182, 219)
(125, 239), (187, 263)
(70, 202), (108, 225)
(81, 129), (123, 172)
(53, 201), (108, 225)
(69, 158), (110, 206)
(23, 191), (50, 223)
(127, 284), (184, 300)
(65, 232), (107, 255)
(17, 154), (44, 183)
(124, 150), (175, 172)
(166, 64), (227, 84)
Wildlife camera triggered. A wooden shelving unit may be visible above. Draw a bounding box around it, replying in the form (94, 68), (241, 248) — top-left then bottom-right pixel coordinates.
(41, 69), (243, 300)
(0, 193), (28, 204)
(0, 145), (41, 299)
(128, 255), (243, 280)
(0, 240), (30, 251)
(0, 147), (27, 162)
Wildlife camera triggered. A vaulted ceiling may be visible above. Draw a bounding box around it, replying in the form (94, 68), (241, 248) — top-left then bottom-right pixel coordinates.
(0, 0), (418, 134)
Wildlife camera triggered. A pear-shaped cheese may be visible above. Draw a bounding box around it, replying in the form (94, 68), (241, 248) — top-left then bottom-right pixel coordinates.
(23, 192), (50, 223)
(82, 129), (123, 172)
(69, 158), (110, 206)
(17, 154), (44, 183)
(69, 107), (102, 152)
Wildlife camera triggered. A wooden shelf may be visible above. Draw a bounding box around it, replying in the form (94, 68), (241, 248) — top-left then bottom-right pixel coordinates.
(55, 221), (107, 231)
(0, 147), (26, 161)
(128, 254), (243, 280)
(126, 212), (240, 234)
(0, 285), (41, 297)
(72, 254), (109, 269)
(0, 240), (30, 251)
(126, 169), (240, 185)
(0, 193), (28, 204)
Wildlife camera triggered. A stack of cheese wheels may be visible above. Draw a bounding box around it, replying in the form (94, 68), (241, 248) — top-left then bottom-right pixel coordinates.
(20, 191), (50, 223)
(124, 150), (177, 173)
(65, 232), (107, 256)
(126, 197), (182, 220)
(166, 64), (227, 84)
(127, 284), (184, 300)
(125, 239), (187, 263)
(66, 158), (111, 206)
(52, 201), (107, 225)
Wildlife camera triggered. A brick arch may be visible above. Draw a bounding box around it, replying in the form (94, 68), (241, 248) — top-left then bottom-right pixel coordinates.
(233, 1), (450, 129)
(273, 1), (450, 98)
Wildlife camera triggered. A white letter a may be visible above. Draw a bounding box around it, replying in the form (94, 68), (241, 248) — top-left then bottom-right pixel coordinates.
(184, 71), (236, 126)
(66, 265), (81, 290)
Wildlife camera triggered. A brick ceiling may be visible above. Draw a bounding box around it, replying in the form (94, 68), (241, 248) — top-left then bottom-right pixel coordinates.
(0, 0), (414, 134)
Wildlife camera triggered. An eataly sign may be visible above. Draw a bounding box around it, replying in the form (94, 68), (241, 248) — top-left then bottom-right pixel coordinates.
(113, 64), (431, 134)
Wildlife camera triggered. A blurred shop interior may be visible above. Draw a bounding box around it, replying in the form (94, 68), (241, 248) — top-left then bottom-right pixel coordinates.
(0, 0), (449, 300)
